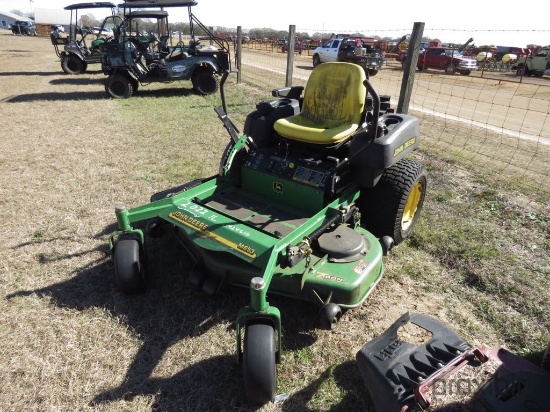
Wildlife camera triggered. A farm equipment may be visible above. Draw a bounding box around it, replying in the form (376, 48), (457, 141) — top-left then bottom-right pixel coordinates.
(108, 61), (427, 403)
(99, 0), (231, 98)
(50, 2), (116, 74)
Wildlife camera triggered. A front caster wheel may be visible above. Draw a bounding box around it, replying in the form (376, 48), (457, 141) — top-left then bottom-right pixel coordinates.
(320, 303), (343, 330)
(113, 239), (146, 294)
(243, 323), (276, 404)
(541, 343), (550, 371)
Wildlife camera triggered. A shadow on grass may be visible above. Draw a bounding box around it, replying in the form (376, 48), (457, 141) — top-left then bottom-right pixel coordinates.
(3, 87), (199, 102)
(49, 77), (105, 86)
(4, 91), (108, 102)
(0, 71), (64, 76)
(6, 226), (356, 410)
(279, 361), (373, 411)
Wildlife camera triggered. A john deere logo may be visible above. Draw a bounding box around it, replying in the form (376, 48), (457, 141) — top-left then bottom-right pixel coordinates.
(273, 182), (283, 193)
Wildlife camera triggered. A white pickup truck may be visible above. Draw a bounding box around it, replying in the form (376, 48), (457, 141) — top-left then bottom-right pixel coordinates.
(312, 36), (385, 76)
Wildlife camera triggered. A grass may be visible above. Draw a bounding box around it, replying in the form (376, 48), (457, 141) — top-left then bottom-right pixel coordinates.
(1, 32), (549, 411)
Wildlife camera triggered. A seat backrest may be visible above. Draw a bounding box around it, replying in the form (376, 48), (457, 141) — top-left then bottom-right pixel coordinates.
(301, 62), (366, 130)
(158, 35), (169, 52)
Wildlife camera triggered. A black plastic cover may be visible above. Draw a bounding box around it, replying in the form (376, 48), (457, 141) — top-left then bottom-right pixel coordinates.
(356, 312), (471, 412)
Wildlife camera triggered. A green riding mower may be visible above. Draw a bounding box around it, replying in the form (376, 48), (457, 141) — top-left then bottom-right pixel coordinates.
(108, 62), (427, 403)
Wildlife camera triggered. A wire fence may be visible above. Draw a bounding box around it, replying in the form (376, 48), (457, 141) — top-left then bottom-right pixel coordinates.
(230, 30), (550, 201)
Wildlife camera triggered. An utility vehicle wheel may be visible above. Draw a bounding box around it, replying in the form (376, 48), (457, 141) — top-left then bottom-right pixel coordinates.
(445, 64), (457, 74)
(320, 303), (343, 330)
(105, 74), (134, 99)
(541, 343), (550, 371)
(368, 68), (379, 77)
(113, 239), (146, 294)
(516, 66), (528, 77)
(243, 323), (276, 404)
(313, 54), (321, 67)
(61, 55), (86, 74)
(359, 159), (427, 246)
(192, 70), (219, 95)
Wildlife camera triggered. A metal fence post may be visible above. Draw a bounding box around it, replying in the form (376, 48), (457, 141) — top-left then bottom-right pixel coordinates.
(236, 26), (242, 84)
(285, 25), (296, 87)
(397, 22), (425, 114)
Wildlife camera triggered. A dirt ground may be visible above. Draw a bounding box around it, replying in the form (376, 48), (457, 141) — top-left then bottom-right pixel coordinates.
(0, 32), (547, 412)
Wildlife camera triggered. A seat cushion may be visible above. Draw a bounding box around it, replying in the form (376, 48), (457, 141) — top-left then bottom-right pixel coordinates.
(274, 62), (366, 144)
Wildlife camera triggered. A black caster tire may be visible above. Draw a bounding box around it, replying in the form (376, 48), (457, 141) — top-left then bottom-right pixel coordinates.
(320, 303), (343, 330)
(243, 323), (276, 404)
(541, 343), (550, 371)
(113, 239), (146, 294)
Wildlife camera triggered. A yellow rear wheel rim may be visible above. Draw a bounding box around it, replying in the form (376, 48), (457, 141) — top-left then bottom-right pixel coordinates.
(402, 182), (423, 231)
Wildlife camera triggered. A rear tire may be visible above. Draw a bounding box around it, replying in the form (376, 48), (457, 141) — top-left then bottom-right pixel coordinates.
(359, 159), (427, 246)
(105, 74), (134, 99)
(61, 55), (86, 74)
(191, 69), (219, 95)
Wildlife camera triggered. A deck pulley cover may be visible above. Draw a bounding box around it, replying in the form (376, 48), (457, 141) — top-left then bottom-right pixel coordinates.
(317, 225), (368, 262)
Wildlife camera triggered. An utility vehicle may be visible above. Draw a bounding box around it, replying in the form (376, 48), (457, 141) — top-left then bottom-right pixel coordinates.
(50, 2), (117, 74)
(513, 45), (550, 77)
(108, 62), (427, 403)
(99, 0), (231, 98)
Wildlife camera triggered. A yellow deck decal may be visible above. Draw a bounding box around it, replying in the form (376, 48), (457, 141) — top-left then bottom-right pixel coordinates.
(168, 211), (257, 259)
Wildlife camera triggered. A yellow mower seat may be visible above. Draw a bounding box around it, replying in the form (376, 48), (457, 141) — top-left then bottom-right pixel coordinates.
(274, 62), (366, 144)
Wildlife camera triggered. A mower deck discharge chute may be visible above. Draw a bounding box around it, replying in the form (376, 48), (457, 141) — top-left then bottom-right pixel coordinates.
(109, 62), (427, 403)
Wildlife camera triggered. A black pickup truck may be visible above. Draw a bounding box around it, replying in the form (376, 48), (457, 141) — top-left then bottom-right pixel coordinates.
(11, 20), (36, 35)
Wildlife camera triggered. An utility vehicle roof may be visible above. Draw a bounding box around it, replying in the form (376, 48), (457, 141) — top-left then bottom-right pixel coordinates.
(119, 0), (197, 7)
(124, 10), (169, 18)
(64, 2), (116, 10)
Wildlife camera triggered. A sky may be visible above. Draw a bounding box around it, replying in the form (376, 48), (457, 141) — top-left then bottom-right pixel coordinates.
(2, 0), (549, 48)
